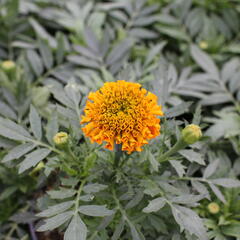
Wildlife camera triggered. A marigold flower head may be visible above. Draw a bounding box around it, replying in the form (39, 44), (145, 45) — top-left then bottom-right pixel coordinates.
(81, 80), (164, 153)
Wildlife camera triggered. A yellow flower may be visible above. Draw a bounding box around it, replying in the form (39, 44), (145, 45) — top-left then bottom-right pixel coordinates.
(182, 124), (202, 145)
(53, 132), (69, 145)
(1, 60), (16, 71)
(81, 80), (163, 153)
(208, 202), (220, 214)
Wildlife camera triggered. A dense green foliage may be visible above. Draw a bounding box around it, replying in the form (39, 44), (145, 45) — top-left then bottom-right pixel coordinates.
(0, 0), (240, 239)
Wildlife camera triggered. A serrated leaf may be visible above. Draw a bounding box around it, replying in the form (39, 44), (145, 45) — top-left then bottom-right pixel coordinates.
(170, 160), (186, 177)
(171, 194), (205, 205)
(192, 104), (202, 125)
(84, 28), (99, 53)
(165, 102), (192, 118)
(67, 55), (100, 69)
(130, 28), (158, 39)
(128, 221), (142, 240)
(203, 159), (219, 179)
(209, 183), (226, 203)
(221, 222), (240, 238)
(143, 197), (166, 213)
(19, 148), (51, 174)
(111, 217), (125, 240)
(46, 111), (58, 145)
(37, 211), (73, 232)
(27, 50), (43, 76)
(157, 26), (190, 41)
(125, 190), (144, 209)
(179, 150), (205, 165)
(191, 181), (210, 199)
(83, 183), (107, 194)
(64, 214), (87, 240)
(201, 93), (232, 105)
(2, 142), (36, 163)
(0, 117), (32, 141)
(0, 186), (17, 201)
(106, 39), (133, 65)
(56, 33), (66, 64)
(39, 40), (53, 69)
(211, 178), (240, 188)
(144, 42), (166, 66)
(47, 188), (76, 199)
(171, 205), (208, 240)
(65, 81), (81, 107)
(79, 205), (114, 217)
(190, 45), (219, 79)
(148, 151), (159, 172)
(30, 105), (42, 140)
(37, 201), (74, 218)
(0, 101), (17, 120)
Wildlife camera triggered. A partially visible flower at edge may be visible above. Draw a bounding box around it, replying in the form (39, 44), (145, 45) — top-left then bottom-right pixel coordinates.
(80, 80), (164, 154)
(53, 132), (69, 146)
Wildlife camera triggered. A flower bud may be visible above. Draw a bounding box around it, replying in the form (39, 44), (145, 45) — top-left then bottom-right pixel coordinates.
(182, 124), (202, 144)
(199, 41), (208, 49)
(1, 60), (16, 72)
(30, 161), (45, 177)
(207, 202), (220, 214)
(53, 132), (69, 146)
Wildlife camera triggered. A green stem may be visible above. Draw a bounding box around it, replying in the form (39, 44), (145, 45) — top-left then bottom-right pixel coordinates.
(114, 143), (122, 169)
(6, 223), (17, 239)
(158, 138), (187, 163)
(88, 230), (98, 240)
(112, 188), (132, 226)
(74, 179), (86, 215)
(30, 139), (63, 155)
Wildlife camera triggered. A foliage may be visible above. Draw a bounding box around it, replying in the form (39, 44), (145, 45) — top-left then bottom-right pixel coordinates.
(0, 0), (240, 239)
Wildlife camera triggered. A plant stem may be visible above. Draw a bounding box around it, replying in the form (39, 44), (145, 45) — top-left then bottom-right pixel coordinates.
(28, 222), (38, 240)
(74, 179), (86, 215)
(158, 138), (187, 163)
(88, 230), (98, 240)
(6, 223), (17, 239)
(114, 143), (122, 169)
(112, 188), (132, 226)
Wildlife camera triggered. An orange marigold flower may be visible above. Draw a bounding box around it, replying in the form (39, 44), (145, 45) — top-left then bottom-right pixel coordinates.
(80, 80), (163, 153)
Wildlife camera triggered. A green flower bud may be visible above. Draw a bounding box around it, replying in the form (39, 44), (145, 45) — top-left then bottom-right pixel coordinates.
(207, 202), (220, 214)
(182, 124), (202, 145)
(29, 161), (45, 177)
(53, 132), (69, 146)
(199, 41), (208, 49)
(1, 60), (16, 72)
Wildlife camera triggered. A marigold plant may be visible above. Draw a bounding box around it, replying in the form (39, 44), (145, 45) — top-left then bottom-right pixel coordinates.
(81, 80), (163, 153)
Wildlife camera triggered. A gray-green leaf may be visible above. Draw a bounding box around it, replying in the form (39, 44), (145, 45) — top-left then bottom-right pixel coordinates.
(79, 205), (114, 217)
(47, 188), (76, 199)
(37, 201), (74, 218)
(64, 214), (87, 240)
(2, 142), (36, 163)
(143, 197), (166, 213)
(30, 105), (42, 140)
(37, 211), (73, 232)
(0, 117), (32, 141)
(211, 178), (240, 188)
(19, 148), (51, 173)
